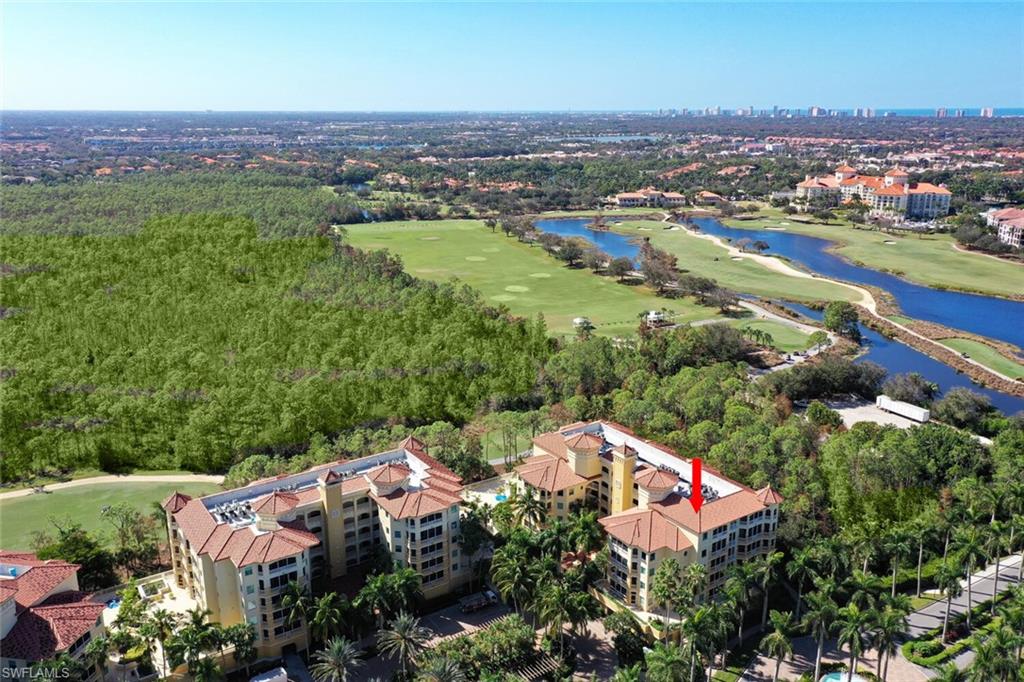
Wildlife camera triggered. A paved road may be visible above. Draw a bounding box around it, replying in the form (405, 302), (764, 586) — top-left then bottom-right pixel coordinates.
(0, 473), (225, 500)
(907, 554), (1021, 639)
(740, 554), (1022, 682)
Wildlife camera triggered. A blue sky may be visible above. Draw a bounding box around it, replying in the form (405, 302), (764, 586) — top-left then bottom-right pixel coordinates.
(3, 2), (1021, 111)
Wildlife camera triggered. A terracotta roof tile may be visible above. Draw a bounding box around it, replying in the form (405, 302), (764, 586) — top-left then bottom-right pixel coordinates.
(0, 554), (80, 611)
(756, 484), (784, 505)
(635, 467), (679, 490)
(516, 454), (592, 493)
(252, 490), (300, 515)
(371, 487), (462, 520)
(652, 489), (767, 533)
(161, 491), (193, 513)
(600, 509), (692, 553)
(0, 591), (104, 662)
(366, 463), (411, 484)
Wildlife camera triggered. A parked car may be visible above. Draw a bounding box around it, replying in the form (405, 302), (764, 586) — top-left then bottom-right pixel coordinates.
(459, 590), (499, 613)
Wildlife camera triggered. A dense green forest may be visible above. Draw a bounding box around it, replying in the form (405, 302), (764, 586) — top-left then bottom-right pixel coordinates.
(0, 172), (361, 237)
(0, 214), (549, 481)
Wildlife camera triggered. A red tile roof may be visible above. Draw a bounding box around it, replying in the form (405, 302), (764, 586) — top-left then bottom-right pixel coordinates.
(161, 491), (193, 513)
(0, 591), (104, 662)
(252, 490), (300, 515)
(565, 432), (603, 452)
(516, 454), (592, 493)
(907, 182), (951, 195)
(834, 164), (858, 173)
(371, 487), (462, 520)
(651, 489), (768, 533)
(366, 463), (412, 484)
(635, 466), (679, 491)
(0, 552), (80, 611)
(756, 484), (784, 505)
(885, 168), (909, 177)
(876, 185), (907, 197)
(600, 509), (692, 553)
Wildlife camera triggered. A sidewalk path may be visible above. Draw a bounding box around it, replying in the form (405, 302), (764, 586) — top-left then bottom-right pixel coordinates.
(0, 473), (225, 501)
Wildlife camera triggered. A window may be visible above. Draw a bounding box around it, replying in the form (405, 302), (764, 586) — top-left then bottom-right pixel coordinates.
(452, 563), (459, 571)
(244, 567), (254, 576)
(394, 530), (401, 539)
(308, 510), (321, 519)
(246, 585), (255, 595)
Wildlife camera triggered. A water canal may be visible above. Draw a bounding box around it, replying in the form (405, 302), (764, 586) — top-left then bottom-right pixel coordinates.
(533, 217), (1024, 413)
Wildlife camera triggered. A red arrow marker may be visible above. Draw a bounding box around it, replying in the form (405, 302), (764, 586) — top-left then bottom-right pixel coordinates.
(689, 457), (704, 514)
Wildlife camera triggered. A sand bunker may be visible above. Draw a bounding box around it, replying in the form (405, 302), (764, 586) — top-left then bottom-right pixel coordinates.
(465, 256), (487, 261)
(731, 256), (743, 261)
(505, 285), (530, 293)
(884, 240), (897, 245)
(420, 236), (441, 241)
(529, 273), (552, 278)
(765, 227), (787, 231)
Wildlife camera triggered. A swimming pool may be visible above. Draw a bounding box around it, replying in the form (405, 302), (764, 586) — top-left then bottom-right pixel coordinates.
(495, 494), (508, 502)
(820, 673), (868, 682)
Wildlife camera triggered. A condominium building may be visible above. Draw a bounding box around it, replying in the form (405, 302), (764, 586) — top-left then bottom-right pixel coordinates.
(613, 187), (687, 208)
(0, 552), (106, 677)
(162, 437), (468, 658)
(513, 422), (782, 610)
(986, 207), (1024, 249)
(795, 164), (951, 219)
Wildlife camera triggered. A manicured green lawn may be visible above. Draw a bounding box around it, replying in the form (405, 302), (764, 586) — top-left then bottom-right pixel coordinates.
(724, 208), (1024, 298)
(612, 221), (859, 303)
(0, 481), (221, 550)
(731, 320), (813, 352)
(347, 220), (726, 337)
(537, 208), (665, 218)
(938, 338), (1024, 379)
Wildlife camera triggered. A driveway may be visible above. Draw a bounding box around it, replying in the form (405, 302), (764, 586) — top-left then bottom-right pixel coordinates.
(571, 618), (618, 680)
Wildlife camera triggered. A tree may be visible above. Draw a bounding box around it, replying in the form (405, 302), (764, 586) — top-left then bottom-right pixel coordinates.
(225, 623), (257, 677)
(881, 373), (938, 406)
(557, 241), (585, 266)
(787, 546), (818, 621)
(645, 642), (688, 682)
(281, 580), (312, 628)
(837, 603), (874, 682)
(652, 557), (682, 640)
(884, 528), (912, 599)
(416, 656), (468, 682)
(803, 585), (840, 682)
(568, 510), (604, 553)
(192, 657), (223, 682)
(724, 562), (757, 645)
(511, 488), (547, 527)
(35, 521), (117, 590)
(311, 637), (364, 682)
(608, 256), (633, 282)
(932, 389), (995, 433)
(377, 612), (432, 680)
(639, 242), (677, 293)
(823, 301), (861, 341)
(873, 606), (908, 681)
(759, 610), (795, 682)
(935, 563), (964, 643)
(536, 579), (574, 655)
(954, 525), (987, 631)
(755, 551), (784, 628)
(311, 592), (350, 643)
(491, 545), (535, 614)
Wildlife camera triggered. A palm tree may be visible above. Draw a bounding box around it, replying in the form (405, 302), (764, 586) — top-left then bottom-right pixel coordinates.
(846, 569), (882, 610)
(310, 637), (364, 682)
(755, 551), (784, 628)
(192, 657), (223, 682)
(884, 528), (912, 599)
(149, 608), (180, 677)
(569, 509), (604, 553)
(705, 600), (734, 682)
(873, 606), (908, 681)
(652, 557), (682, 640)
(536, 580), (574, 655)
(837, 603), (874, 682)
(610, 663), (643, 682)
(986, 520), (1011, 614)
(910, 510), (939, 598)
(645, 642), (688, 682)
(935, 562), (965, 643)
(415, 656), (467, 682)
(787, 546), (818, 621)
(491, 545), (535, 614)
(281, 580), (313, 628)
(934, 662), (968, 682)
(377, 612), (432, 680)
(681, 604), (714, 682)
(803, 585), (840, 682)
(513, 489), (547, 527)
(82, 635), (111, 681)
(997, 589), (1024, 665)
(759, 610), (795, 682)
(724, 562), (757, 645)
(954, 525), (987, 631)
(311, 592), (350, 643)
(391, 567), (423, 613)
(225, 623), (257, 677)
(969, 626), (1019, 682)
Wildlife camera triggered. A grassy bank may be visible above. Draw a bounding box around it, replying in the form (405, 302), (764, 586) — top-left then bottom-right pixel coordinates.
(347, 219), (727, 337)
(0, 481), (222, 550)
(731, 320), (813, 352)
(610, 220), (859, 303)
(938, 338), (1024, 379)
(722, 208), (1024, 299)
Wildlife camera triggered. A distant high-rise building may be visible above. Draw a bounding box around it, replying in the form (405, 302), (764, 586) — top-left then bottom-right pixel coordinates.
(772, 104), (779, 117)
(980, 107), (995, 118)
(954, 109), (966, 118)
(810, 106), (825, 117)
(936, 108), (948, 118)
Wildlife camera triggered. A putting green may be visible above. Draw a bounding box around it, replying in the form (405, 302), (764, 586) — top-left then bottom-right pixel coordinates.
(346, 220), (727, 337)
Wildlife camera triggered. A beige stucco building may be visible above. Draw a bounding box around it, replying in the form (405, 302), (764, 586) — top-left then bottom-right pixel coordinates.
(513, 421), (782, 611)
(162, 436), (468, 658)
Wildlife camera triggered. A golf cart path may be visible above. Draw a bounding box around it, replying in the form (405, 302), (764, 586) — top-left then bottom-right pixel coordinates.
(0, 474), (225, 500)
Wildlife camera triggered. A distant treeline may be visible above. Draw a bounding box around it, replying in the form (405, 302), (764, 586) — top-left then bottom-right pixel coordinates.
(0, 172), (361, 238)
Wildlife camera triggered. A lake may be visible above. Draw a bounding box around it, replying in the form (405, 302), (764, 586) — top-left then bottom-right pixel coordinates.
(690, 217), (1024, 349)
(534, 218), (1024, 413)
